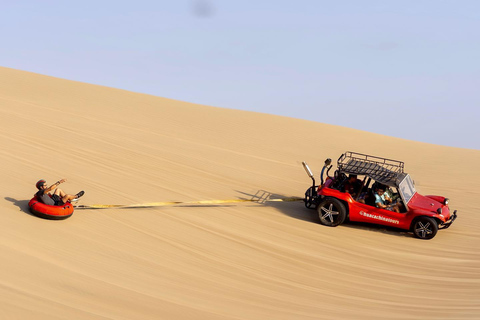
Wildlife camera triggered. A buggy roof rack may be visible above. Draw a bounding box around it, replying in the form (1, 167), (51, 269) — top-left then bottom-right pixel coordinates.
(337, 151), (405, 187)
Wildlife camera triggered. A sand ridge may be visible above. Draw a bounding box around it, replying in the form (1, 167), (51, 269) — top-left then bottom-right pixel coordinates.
(1, 66), (479, 319)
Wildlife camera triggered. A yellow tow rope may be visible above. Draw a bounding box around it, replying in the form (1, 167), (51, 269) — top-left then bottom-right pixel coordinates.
(75, 197), (302, 210)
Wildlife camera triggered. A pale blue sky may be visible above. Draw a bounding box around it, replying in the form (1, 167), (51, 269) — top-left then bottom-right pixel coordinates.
(2, 1), (479, 149)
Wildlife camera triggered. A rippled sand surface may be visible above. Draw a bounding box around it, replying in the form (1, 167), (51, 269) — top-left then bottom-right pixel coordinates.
(1, 67), (479, 319)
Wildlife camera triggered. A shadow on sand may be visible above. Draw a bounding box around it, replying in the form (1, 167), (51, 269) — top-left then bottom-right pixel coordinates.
(4, 197), (34, 216)
(236, 190), (412, 238)
(236, 190), (317, 224)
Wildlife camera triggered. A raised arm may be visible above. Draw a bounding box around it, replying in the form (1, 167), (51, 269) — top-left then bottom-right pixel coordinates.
(45, 179), (66, 193)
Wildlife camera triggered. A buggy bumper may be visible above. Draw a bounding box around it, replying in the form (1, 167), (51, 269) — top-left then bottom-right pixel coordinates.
(439, 210), (457, 229)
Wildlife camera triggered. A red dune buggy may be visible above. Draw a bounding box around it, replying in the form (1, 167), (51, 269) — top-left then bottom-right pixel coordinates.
(302, 152), (457, 239)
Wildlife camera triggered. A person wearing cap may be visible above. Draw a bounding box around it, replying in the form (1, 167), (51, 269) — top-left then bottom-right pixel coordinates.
(35, 179), (84, 206)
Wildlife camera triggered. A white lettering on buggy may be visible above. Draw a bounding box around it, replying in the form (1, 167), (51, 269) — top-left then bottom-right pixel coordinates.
(359, 211), (400, 225)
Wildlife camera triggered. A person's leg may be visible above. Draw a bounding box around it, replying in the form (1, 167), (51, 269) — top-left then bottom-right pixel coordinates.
(53, 188), (66, 198)
(53, 188), (76, 203)
(62, 194), (77, 203)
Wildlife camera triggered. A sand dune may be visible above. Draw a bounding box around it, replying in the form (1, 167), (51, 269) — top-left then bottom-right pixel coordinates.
(1, 66), (479, 319)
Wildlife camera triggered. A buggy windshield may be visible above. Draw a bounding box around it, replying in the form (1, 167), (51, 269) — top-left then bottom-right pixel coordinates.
(398, 174), (416, 204)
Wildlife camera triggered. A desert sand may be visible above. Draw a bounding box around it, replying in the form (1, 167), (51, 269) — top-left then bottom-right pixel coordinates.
(1, 66), (479, 319)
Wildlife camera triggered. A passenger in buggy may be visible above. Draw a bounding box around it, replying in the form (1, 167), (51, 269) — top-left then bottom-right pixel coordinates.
(374, 185), (402, 213)
(343, 174), (362, 198)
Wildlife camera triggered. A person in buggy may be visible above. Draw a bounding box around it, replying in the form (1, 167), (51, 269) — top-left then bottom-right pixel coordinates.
(343, 174), (362, 198)
(374, 185), (402, 213)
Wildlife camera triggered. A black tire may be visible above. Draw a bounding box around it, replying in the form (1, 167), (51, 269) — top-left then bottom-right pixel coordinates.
(304, 186), (317, 209)
(412, 216), (438, 240)
(317, 197), (346, 227)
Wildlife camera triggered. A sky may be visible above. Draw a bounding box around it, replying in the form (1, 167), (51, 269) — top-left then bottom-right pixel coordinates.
(1, 0), (479, 149)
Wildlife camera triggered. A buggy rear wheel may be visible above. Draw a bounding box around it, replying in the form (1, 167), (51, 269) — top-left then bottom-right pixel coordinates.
(317, 197), (346, 227)
(412, 216), (438, 240)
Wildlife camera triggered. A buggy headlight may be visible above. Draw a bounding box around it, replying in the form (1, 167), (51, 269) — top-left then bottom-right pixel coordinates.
(444, 198), (449, 205)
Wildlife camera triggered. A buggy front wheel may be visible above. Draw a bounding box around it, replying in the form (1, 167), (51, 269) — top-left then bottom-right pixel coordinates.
(317, 197), (346, 227)
(412, 216), (438, 239)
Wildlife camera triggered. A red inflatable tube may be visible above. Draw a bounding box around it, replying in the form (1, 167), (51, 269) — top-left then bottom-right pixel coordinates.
(28, 196), (74, 220)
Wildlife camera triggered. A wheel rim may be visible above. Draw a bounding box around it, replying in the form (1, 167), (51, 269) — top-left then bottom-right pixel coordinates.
(320, 203), (339, 223)
(415, 221), (433, 238)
